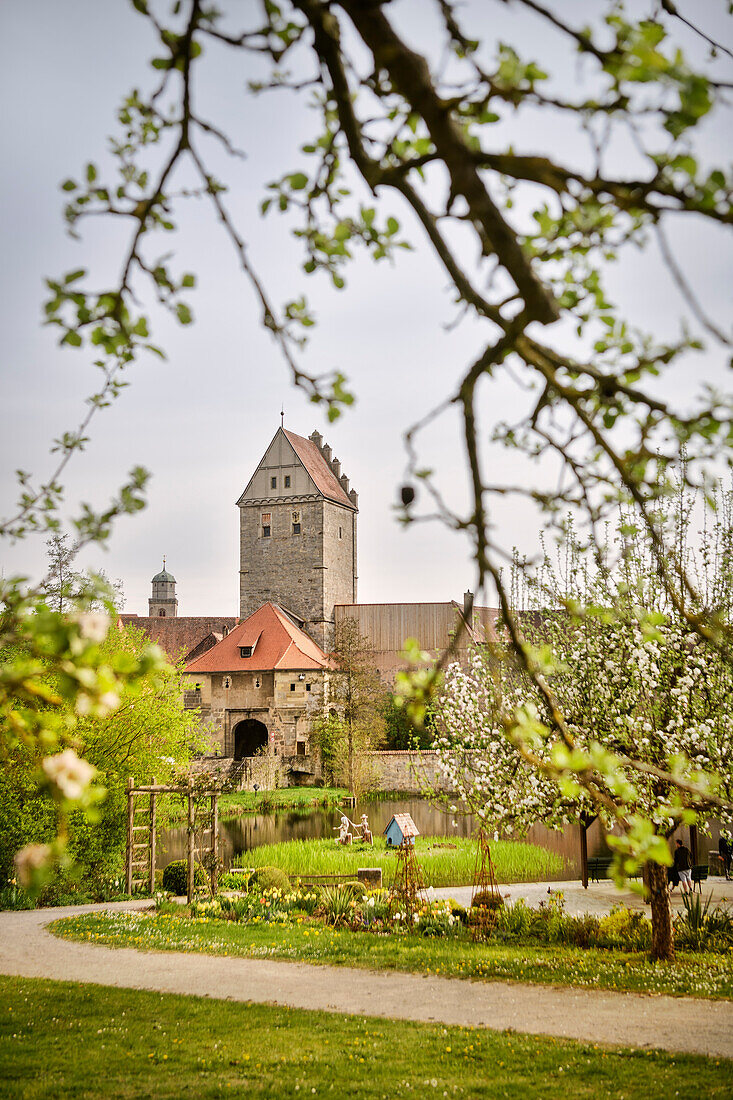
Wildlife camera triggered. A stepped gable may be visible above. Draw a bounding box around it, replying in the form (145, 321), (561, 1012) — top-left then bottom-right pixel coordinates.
(118, 614), (237, 663)
(184, 602), (331, 674)
(282, 429), (355, 510)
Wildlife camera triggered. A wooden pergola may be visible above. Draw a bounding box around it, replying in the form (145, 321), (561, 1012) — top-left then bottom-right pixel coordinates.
(125, 777), (220, 903)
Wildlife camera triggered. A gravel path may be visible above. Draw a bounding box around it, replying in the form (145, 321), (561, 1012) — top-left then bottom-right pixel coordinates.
(1, 900), (732, 1060)
(434, 877), (733, 914)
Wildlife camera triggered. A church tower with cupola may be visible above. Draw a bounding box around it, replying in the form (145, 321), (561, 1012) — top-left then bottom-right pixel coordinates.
(237, 426), (358, 649)
(149, 559), (178, 618)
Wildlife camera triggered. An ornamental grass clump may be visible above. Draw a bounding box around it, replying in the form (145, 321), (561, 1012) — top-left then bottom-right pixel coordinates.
(674, 893), (733, 953)
(318, 884), (357, 927)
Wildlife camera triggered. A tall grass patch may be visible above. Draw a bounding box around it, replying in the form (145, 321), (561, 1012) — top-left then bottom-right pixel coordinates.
(232, 835), (564, 886)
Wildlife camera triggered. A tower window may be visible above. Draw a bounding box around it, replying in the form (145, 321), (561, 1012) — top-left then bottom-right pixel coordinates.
(292, 510), (301, 535)
(261, 512), (271, 538)
(158, 609), (166, 617)
(290, 683), (296, 691)
(270, 476), (277, 490)
(338, 526), (342, 539)
(284, 475), (291, 488)
(306, 683), (311, 692)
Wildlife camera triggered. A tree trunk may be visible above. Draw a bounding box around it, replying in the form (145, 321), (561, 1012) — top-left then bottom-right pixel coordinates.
(646, 860), (675, 962)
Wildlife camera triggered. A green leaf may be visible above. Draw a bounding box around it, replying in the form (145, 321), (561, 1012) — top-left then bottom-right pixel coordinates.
(86, 163), (97, 184)
(175, 302), (192, 325)
(181, 274), (195, 288)
(61, 179), (77, 192)
(288, 172), (308, 191)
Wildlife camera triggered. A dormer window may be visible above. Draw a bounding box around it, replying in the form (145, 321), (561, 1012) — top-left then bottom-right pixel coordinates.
(239, 645), (253, 658)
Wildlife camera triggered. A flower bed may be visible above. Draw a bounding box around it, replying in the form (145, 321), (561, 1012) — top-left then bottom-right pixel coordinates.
(166, 885), (731, 955)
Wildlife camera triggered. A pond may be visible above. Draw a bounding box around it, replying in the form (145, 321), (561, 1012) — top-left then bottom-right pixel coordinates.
(158, 796), (611, 880)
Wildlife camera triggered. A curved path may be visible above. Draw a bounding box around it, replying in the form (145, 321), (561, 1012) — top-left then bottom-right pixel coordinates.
(1, 901), (731, 1060)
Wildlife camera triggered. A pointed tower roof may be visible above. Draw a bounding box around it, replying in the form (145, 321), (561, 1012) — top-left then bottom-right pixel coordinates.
(152, 556), (176, 584)
(236, 427), (356, 510)
(282, 429), (355, 509)
(184, 602), (331, 674)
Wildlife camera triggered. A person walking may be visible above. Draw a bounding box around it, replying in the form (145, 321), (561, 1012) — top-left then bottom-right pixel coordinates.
(674, 838), (693, 895)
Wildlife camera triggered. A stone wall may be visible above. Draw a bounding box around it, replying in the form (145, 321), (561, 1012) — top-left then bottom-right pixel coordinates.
(368, 751), (448, 793)
(189, 749), (447, 794)
(322, 499), (357, 647)
(190, 754), (288, 790)
(239, 497), (325, 629)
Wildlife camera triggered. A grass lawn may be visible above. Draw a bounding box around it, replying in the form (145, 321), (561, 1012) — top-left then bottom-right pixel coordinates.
(232, 835), (565, 886)
(219, 786), (350, 818)
(0, 976), (730, 1099)
(53, 910), (733, 1000)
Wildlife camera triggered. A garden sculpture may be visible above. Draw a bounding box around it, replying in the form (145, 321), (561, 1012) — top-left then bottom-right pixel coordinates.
(358, 813), (373, 846)
(334, 814), (353, 845)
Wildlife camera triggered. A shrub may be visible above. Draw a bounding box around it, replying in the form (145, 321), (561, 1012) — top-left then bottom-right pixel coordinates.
(343, 879), (367, 900)
(416, 902), (460, 938)
(564, 913), (601, 949)
(220, 870), (253, 891)
(597, 906), (651, 951)
(162, 859), (208, 896)
(472, 889), (504, 909)
(250, 865), (290, 892)
(494, 899), (532, 938)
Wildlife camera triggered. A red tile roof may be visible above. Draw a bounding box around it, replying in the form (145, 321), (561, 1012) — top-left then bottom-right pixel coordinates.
(184, 602), (330, 674)
(118, 615), (237, 663)
(283, 429), (356, 510)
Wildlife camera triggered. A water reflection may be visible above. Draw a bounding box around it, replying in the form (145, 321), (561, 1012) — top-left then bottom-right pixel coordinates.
(158, 797), (612, 879)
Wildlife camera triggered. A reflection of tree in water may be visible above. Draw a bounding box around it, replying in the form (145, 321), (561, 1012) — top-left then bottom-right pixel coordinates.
(157, 797), (626, 875)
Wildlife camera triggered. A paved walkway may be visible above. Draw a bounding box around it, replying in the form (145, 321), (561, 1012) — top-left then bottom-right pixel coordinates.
(434, 876), (733, 914)
(1, 899), (731, 1060)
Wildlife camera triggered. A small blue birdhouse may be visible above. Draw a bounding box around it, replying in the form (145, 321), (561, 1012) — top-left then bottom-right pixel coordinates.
(383, 813), (419, 847)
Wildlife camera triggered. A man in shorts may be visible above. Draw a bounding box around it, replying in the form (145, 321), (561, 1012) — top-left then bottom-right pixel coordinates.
(674, 838), (693, 894)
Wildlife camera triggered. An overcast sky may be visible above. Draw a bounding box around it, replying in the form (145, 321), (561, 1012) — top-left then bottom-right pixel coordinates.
(1, 1), (730, 617)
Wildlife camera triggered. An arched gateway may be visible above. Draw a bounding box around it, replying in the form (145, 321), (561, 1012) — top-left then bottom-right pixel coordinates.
(233, 718), (268, 760)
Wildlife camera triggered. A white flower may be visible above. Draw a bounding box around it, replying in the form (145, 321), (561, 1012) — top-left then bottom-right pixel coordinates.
(98, 691), (121, 715)
(76, 612), (110, 643)
(42, 749), (96, 800)
(14, 843), (52, 887)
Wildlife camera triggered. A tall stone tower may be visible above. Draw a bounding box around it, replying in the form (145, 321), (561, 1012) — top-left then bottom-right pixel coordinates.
(149, 559), (178, 618)
(237, 426), (358, 649)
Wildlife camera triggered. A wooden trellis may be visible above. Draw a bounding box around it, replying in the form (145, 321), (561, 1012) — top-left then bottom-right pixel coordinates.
(125, 777), (219, 903)
(469, 830), (503, 937)
(389, 838), (427, 922)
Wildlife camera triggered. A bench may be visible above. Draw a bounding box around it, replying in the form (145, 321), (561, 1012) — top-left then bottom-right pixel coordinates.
(587, 856), (642, 883)
(692, 864), (708, 893)
(587, 856), (613, 883)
